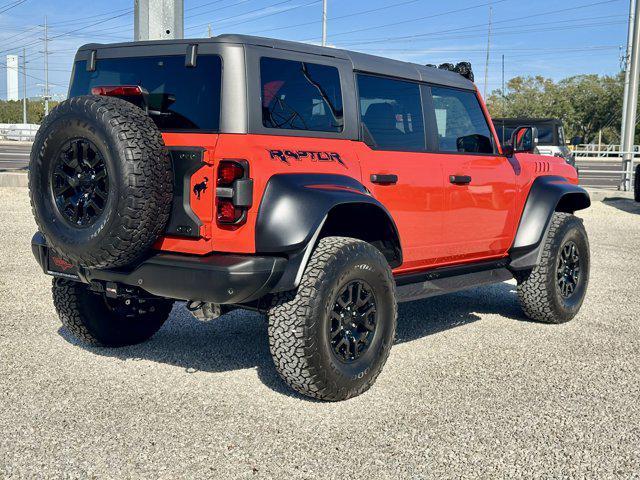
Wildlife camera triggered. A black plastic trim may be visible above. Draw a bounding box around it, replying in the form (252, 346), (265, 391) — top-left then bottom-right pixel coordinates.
(255, 173), (400, 254)
(31, 233), (286, 304)
(166, 147), (205, 238)
(395, 258), (510, 286)
(396, 267), (513, 303)
(509, 176), (590, 270)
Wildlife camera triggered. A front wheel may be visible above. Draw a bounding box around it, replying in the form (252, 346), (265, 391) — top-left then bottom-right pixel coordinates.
(516, 213), (590, 324)
(52, 279), (174, 347)
(268, 237), (397, 401)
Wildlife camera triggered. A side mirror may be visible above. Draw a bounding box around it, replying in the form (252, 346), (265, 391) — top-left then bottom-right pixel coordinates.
(510, 126), (538, 154)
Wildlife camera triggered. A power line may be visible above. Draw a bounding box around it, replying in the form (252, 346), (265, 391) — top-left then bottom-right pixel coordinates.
(186, 0), (314, 31)
(245, 0), (425, 36)
(321, 0), (622, 46)
(0, 0), (27, 14)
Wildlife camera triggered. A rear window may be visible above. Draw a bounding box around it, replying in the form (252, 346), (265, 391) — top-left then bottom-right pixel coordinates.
(69, 55), (222, 132)
(357, 74), (425, 151)
(536, 125), (555, 145)
(260, 57), (343, 133)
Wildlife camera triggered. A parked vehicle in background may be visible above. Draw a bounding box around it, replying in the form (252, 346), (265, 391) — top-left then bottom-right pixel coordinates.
(29, 35), (591, 401)
(493, 118), (576, 170)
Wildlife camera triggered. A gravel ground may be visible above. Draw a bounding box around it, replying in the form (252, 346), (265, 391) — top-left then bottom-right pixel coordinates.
(1, 187), (639, 479)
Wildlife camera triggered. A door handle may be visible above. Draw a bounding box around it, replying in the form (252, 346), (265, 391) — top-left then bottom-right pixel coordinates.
(370, 174), (398, 185)
(449, 175), (472, 185)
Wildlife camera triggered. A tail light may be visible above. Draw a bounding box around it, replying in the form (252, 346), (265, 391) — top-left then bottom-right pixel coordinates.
(91, 85), (143, 97)
(216, 160), (253, 226)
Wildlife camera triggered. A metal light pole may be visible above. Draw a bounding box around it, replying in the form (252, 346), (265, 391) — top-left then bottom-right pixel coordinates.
(22, 48), (27, 124)
(483, 5), (493, 99)
(620, 0), (636, 156)
(43, 15), (49, 116)
(322, 0), (327, 46)
(135, 0), (184, 41)
(621, 0), (640, 191)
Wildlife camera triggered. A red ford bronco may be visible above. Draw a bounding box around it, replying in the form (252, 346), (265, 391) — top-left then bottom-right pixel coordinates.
(29, 35), (590, 401)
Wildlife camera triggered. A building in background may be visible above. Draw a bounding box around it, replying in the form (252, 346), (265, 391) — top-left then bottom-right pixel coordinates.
(6, 55), (19, 101)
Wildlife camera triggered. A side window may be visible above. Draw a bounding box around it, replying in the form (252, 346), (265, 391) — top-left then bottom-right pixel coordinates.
(357, 74), (425, 151)
(260, 57), (343, 133)
(431, 86), (494, 154)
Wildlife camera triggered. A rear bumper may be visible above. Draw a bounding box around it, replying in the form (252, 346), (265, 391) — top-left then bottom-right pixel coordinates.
(31, 232), (286, 304)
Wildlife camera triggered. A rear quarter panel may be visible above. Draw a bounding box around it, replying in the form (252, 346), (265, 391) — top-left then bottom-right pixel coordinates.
(205, 133), (363, 254)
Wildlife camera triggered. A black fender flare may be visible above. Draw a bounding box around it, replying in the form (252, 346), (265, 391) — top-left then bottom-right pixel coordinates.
(509, 175), (590, 270)
(255, 173), (401, 291)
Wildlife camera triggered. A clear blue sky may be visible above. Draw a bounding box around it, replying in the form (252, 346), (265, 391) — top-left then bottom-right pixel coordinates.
(0, 0), (631, 100)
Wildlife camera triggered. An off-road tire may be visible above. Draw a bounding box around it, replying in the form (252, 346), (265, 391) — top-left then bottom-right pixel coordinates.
(634, 164), (640, 202)
(52, 278), (174, 347)
(30, 95), (173, 269)
(268, 237), (397, 401)
(516, 212), (590, 324)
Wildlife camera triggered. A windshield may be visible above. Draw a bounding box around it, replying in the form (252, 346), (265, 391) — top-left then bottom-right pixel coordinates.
(69, 55), (222, 132)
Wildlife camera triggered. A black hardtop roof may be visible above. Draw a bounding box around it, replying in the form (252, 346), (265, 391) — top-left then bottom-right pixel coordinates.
(492, 117), (563, 126)
(77, 34), (475, 90)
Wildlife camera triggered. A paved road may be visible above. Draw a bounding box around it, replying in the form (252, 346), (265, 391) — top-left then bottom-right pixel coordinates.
(576, 159), (625, 190)
(0, 143), (630, 191)
(1, 188), (639, 478)
(0, 143), (30, 171)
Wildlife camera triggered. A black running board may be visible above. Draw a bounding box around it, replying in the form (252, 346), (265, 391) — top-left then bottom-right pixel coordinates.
(395, 259), (513, 303)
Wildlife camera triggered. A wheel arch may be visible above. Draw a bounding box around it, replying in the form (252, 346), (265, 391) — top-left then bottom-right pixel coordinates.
(509, 175), (590, 271)
(255, 173), (402, 292)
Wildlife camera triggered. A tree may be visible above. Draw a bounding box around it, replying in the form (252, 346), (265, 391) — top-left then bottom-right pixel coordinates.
(0, 100), (60, 124)
(486, 73), (626, 144)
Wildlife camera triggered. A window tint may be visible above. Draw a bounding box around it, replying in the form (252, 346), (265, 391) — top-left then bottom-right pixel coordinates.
(536, 125), (555, 145)
(260, 57), (343, 132)
(431, 87), (494, 154)
(357, 75), (425, 150)
(69, 55), (222, 131)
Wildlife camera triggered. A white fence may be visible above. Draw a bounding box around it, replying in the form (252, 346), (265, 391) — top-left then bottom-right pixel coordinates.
(573, 145), (638, 190)
(0, 124), (39, 142)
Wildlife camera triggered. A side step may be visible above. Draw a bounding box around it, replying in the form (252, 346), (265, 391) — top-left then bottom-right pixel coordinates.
(395, 259), (513, 303)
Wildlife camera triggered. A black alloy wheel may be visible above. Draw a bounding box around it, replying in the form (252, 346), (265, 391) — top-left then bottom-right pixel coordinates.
(557, 240), (581, 299)
(51, 138), (109, 228)
(330, 280), (378, 363)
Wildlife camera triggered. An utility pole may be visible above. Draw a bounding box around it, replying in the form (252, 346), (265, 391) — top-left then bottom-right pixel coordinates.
(499, 54), (506, 143)
(621, 0), (640, 191)
(135, 0), (184, 41)
(621, 0), (636, 154)
(43, 15), (49, 116)
(208, 23), (213, 38)
(22, 48), (27, 124)
(483, 5), (493, 99)
(321, 0), (327, 46)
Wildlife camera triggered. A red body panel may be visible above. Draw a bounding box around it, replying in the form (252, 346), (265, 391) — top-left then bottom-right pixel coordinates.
(154, 92), (578, 276)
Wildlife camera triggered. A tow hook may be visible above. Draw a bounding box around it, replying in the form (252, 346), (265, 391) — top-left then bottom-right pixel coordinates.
(186, 301), (222, 322)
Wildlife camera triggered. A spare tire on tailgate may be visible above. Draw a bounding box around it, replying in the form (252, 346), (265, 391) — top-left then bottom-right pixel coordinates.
(29, 95), (173, 269)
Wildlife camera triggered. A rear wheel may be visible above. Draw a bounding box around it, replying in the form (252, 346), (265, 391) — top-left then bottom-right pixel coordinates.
(52, 279), (174, 347)
(634, 164), (640, 202)
(516, 212), (590, 323)
(267, 237), (397, 401)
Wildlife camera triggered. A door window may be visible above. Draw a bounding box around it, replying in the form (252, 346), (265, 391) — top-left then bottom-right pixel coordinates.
(357, 74), (425, 151)
(260, 57), (343, 133)
(431, 87), (494, 154)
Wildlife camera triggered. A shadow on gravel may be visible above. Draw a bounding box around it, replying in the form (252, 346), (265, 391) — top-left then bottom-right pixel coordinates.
(58, 281), (525, 399)
(603, 198), (640, 215)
